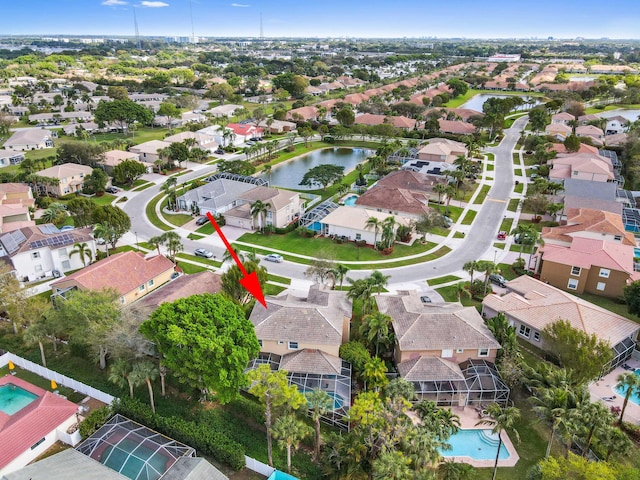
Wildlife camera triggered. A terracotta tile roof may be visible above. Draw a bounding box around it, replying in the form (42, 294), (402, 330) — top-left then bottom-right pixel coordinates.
(5, 225), (94, 257)
(482, 276), (640, 346)
(438, 119), (476, 134)
(355, 185), (432, 216)
(545, 123), (572, 134)
(576, 125), (604, 137)
(134, 271), (222, 312)
(542, 208), (636, 246)
(552, 112), (576, 122)
(540, 237), (639, 277)
(0, 183), (31, 195)
(50, 251), (175, 296)
(238, 186), (298, 211)
(286, 106), (318, 121)
(249, 285), (350, 347)
(398, 356), (465, 382)
(549, 143), (599, 155)
(36, 163), (93, 180)
(374, 170), (448, 191)
(605, 133), (628, 146)
(376, 292), (500, 353)
(279, 349), (342, 375)
(0, 376), (78, 470)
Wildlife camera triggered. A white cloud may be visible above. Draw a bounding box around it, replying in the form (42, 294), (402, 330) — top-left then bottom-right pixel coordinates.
(141, 1), (169, 7)
(231, 3), (249, 7)
(102, 0), (128, 5)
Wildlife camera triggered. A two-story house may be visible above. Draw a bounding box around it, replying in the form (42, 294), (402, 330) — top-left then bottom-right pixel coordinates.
(223, 186), (302, 230)
(34, 163), (93, 197)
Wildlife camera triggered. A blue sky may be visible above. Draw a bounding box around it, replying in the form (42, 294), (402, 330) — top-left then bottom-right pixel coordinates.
(3, 0), (640, 39)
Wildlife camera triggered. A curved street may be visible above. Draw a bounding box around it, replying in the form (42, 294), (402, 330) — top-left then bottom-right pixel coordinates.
(123, 116), (527, 289)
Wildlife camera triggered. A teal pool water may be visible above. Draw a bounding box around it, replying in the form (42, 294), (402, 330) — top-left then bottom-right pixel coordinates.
(440, 429), (510, 460)
(615, 369), (640, 404)
(343, 195), (358, 206)
(101, 438), (171, 480)
(634, 247), (640, 258)
(302, 390), (344, 410)
(268, 471), (298, 480)
(0, 383), (39, 415)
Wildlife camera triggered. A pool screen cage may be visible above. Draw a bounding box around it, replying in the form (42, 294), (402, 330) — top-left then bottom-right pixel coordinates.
(602, 336), (637, 375)
(77, 414), (195, 480)
(247, 353), (352, 430)
(410, 359), (510, 408)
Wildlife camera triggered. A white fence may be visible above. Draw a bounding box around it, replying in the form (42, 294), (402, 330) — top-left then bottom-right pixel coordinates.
(245, 455), (275, 477)
(0, 352), (115, 405)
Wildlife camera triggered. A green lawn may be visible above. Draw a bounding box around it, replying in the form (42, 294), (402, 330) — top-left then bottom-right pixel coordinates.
(500, 217), (514, 233)
(487, 163), (495, 171)
(453, 231), (465, 239)
(121, 179), (151, 191)
(91, 194), (116, 206)
(493, 242), (505, 249)
(236, 231), (437, 262)
(584, 103), (640, 114)
(131, 182), (155, 192)
(514, 169), (523, 177)
(461, 209), (478, 225)
(176, 253), (222, 268)
(267, 273), (292, 285)
(196, 222), (215, 235)
(187, 233), (205, 240)
(427, 275), (461, 286)
(514, 183), (524, 194)
(91, 127), (168, 145)
(507, 198), (520, 212)
(512, 153), (521, 164)
(145, 192), (173, 231)
(264, 284), (287, 296)
(435, 204), (464, 222)
(436, 284), (481, 309)
(473, 185), (491, 205)
(176, 261), (207, 274)
(485, 153), (495, 161)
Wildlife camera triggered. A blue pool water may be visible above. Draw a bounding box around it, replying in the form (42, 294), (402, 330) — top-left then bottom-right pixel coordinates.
(440, 429), (510, 460)
(268, 471), (298, 480)
(634, 248), (640, 258)
(615, 369), (640, 404)
(302, 390), (344, 410)
(343, 195), (358, 206)
(310, 221), (322, 232)
(0, 383), (39, 415)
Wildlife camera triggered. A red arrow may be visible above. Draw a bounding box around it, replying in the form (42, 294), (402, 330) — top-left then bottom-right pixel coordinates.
(206, 212), (266, 308)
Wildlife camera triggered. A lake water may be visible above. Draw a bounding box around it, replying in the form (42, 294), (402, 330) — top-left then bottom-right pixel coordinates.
(266, 147), (372, 190)
(569, 76), (596, 82)
(460, 94), (540, 112)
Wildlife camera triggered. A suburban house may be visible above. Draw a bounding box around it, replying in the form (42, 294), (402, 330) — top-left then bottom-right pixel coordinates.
(3, 129), (54, 151)
(0, 151), (25, 168)
(605, 116), (629, 135)
(562, 178), (623, 215)
(257, 118), (296, 134)
(482, 275), (640, 372)
(577, 114), (601, 125)
(376, 291), (508, 406)
(542, 208), (637, 247)
(34, 163), (93, 197)
(61, 122), (100, 136)
(549, 143), (599, 155)
(128, 140), (172, 164)
(437, 119), (476, 135)
(575, 125), (604, 145)
(424, 108), (483, 123)
(0, 225), (96, 282)
(353, 114), (417, 131)
(225, 123), (263, 143)
(247, 285), (352, 427)
(176, 175), (264, 215)
(0, 376), (78, 476)
(545, 123), (572, 140)
(549, 153), (616, 184)
(223, 185), (302, 230)
(50, 251), (175, 305)
(0, 183), (35, 234)
(163, 131), (218, 152)
(206, 104), (243, 117)
(537, 236), (640, 298)
(417, 138), (468, 163)
(286, 106), (318, 122)
(102, 150), (153, 174)
(315, 206), (413, 245)
(551, 112), (576, 125)
(605, 133), (628, 147)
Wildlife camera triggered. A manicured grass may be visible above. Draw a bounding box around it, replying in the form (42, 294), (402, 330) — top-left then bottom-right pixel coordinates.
(196, 222), (215, 235)
(435, 284), (481, 309)
(514, 183), (524, 194)
(145, 192), (173, 231)
(500, 217), (514, 233)
(512, 153), (520, 164)
(485, 153), (495, 161)
(510, 244), (536, 254)
(486, 163), (495, 171)
(473, 185), (491, 204)
(131, 182), (154, 192)
(497, 263), (519, 281)
(176, 261), (207, 274)
(461, 209), (478, 225)
(264, 284), (287, 296)
(517, 220), (558, 232)
(457, 182), (480, 203)
(137, 242), (153, 250)
(514, 169), (523, 177)
(507, 198), (520, 212)
(120, 179), (150, 191)
(169, 169), (191, 178)
(453, 231), (465, 239)
(236, 231), (437, 262)
(427, 275), (461, 286)
(267, 273), (292, 285)
(176, 253), (222, 268)
(485, 176), (494, 181)
(574, 291), (640, 323)
(584, 103), (640, 114)
(91, 127), (168, 145)
(91, 194), (116, 206)
(493, 242), (505, 249)
(187, 233), (205, 240)
(435, 204), (464, 222)
(429, 226), (451, 237)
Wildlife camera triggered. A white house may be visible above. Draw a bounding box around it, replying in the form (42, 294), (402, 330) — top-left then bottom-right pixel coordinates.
(0, 151), (25, 168)
(0, 225), (97, 282)
(129, 140), (172, 164)
(605, 116), (629, 135)
(3, 129), (54, 151)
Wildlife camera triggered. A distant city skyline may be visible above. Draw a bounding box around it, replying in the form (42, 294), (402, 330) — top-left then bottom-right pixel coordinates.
(3, 0), (640, 40)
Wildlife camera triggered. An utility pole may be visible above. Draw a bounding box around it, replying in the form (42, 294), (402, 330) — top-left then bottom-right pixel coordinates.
(133, 7), (141, 50)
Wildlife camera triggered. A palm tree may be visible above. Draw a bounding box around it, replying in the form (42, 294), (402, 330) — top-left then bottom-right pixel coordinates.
(272, 414), (310, 474)
(532, 386), (572, 459)
(463, 260), (479, 284)
(365, 216), (381, 247)
(161, 231), (183, 263)
(511, 223), (538, 260)
(148, 235), (164, 256)
(438, 459), (475, 480)
(578, 400), (612, 457)
(23, 318), (49, 367)
(346, 277), (375, 315)
(69, 242), (92, 267)
(359, 311), (393, 356)
(371, 450), (412, 480)
(262, 164), (272, 184)
(161, 176), (178, 210)
(443, 184), (457, 216)
(476, 403), (520, 480)
(616, 372), (640, 425)
(93, 222), (116, 255)
(131, 360), (159, 413)
(454, 281), (470, 303)
(250, 200), (269, 232)
(434, 183), (448, 204)
(333, 264), (349, 290)
(478, 260), (498, 295)
(40, 202), (67, 226)
(598, 424), (633, 462)
(305, 389), (334, 461)
(369, 270), (390, 295)
(381, 216), (397, 249)
(108, 358), (137, 399)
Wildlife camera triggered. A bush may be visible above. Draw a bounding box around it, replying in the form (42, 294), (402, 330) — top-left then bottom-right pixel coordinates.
(36, 196), (53, 209)
(512, 257), (526, 275)
(79, 406), (112, 438)
(340, 341), (371, 376)
(296, 226), (314, 238)
(469, 279), (486, 299)
(226, 395), (265, 425)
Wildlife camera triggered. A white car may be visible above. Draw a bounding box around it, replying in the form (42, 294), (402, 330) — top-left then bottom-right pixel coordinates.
(265, 253), (283, 263)
(194, 248), (214, 258)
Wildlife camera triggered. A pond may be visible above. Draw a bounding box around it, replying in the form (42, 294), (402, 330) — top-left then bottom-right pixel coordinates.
(265, 147), (373, 190)
(460, 94), (540, 112)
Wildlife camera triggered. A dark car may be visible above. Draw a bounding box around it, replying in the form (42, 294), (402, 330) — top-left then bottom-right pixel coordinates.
(105, 186), (119, 194)
(195, 216), (208, 226)
(215, 148), (225, 155)
(489, 274), (507, 287)
(420, 295), (432, 304)
(250, 137), (262, 142)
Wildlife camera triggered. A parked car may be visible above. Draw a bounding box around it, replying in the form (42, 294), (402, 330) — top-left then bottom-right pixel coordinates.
(265, 253), (283, 263)
(194, 248), (214, 258)
(215, 148), (225, 155)
(250, 137), (261, 142)
(195, 216), (208, 226)
(489, 274), (507, 287)
(59, 225), (74, 232)
(420, 295), (432, 304)
(105, 186), (119, 194)
(497, 230), (507, 240)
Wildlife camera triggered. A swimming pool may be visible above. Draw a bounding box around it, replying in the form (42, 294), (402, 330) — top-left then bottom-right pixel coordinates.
(0, 383), (39, 415)
(615, 369), (640, 404)
(302, 390), (345, 410)
(440, 429), (510, 460)
(634, 247), (640, 258)
(343, 195), (358, 206)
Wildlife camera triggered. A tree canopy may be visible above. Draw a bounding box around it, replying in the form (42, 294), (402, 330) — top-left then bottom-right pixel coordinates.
(140, 293), (260, 403)
(94, 99), (153, 131)
(112, 159), (147, 186)
(92, 205), (131, 248)
(299, 164), (345, 190)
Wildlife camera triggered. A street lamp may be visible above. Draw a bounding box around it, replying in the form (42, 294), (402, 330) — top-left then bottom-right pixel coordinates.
(493, 249), (498, 265)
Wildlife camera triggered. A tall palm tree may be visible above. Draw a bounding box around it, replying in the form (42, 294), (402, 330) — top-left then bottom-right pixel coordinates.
(478, 260), (498, 295)
(148, 235), (164, 256)
(162, 231), (183, 263)
(23, 318), (49, 367)
(346, 277), (374, 315)
(381, 216), (397, 249)
(578, 400), (612, 457)
(365, 216), (381, 247)
(598, 424), (633, 462)
(305, 389), (334, 461)
(108, 358), (137, 399)
(333, 264), (349, 290)
(368, 270), (390, 295)
(93, 222), (116, 256)
(511, 223), (538, 260)
(272, 414), (310, 474)
(463, 260), (479, 284)
(532, 386), (572, 459)
(438, 459), (475, 480)
(131, 360), (159, 413)
(69, 242), (92, 267)
(476, 403), (520, 480)
(434, 183), (448, 204)
(359, 311), (393, 356)
(454, 281), (470, 303)
(443, 184), (457, 216)
(616, 372), (640, 425)
(262, 164), (272, 184)
(250, 200), (269, 232)
(40, 203), (67, 226)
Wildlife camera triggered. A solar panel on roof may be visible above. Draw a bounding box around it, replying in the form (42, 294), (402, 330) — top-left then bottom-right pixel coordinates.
(37, 224), (60, 235)
(0, 230), (28, 255)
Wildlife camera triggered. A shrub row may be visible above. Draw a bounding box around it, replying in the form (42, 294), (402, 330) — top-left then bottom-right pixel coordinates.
(79, 406), (113, 438)
(114, 397), (246, 470)
(226, 394), (266, 425)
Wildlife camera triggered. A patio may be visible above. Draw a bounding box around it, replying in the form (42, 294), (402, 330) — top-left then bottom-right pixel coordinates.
(589, 357), (640, 425)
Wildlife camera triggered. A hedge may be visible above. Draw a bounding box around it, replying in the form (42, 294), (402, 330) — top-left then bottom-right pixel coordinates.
(114, 397), (246, 470)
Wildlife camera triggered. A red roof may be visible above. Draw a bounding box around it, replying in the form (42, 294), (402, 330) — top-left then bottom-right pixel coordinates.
(0, 375), (77, 469)
(226, 123), (263, 136)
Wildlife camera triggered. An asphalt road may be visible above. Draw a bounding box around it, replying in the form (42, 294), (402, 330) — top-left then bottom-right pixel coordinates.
(124, 117), (527, 286)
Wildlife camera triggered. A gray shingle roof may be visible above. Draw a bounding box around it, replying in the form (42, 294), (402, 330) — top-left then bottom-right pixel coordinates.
(398, 356), (465, 382)
(280, 349), (342, 375)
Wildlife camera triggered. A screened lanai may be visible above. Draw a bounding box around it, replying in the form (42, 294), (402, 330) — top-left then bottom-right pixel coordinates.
(603, 336), (637, 374)
(77, 414), (195, 480)
(462, 359), (510, 407)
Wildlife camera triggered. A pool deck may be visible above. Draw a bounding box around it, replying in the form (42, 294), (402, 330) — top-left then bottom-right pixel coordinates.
(443, 407), (520, 468)
(589, 359), (640, 425)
